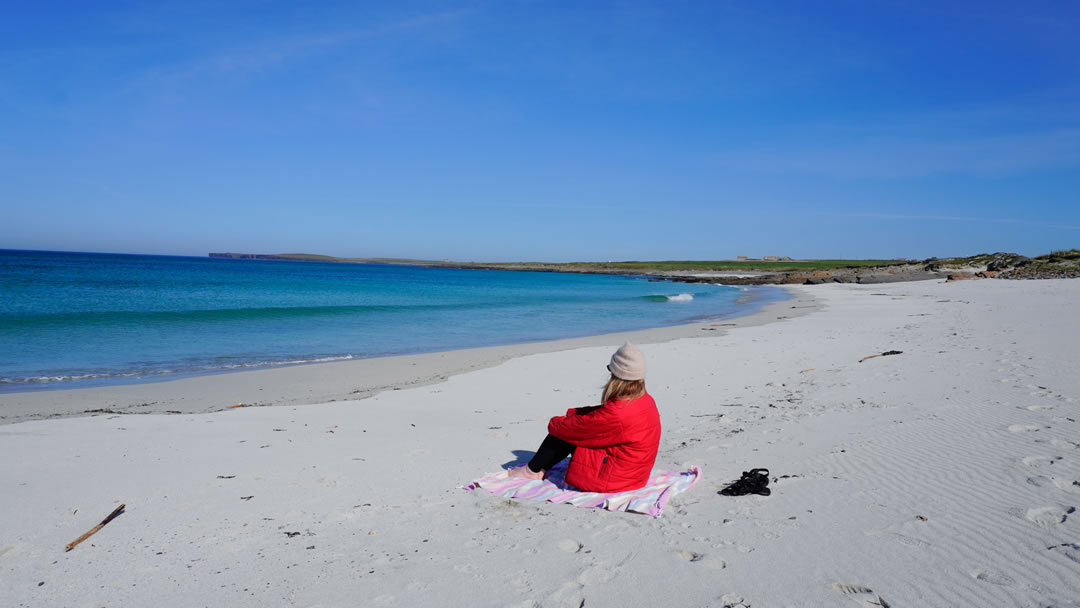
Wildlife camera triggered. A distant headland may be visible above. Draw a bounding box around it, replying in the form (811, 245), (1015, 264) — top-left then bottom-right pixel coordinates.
(209, 250), (1080, 284)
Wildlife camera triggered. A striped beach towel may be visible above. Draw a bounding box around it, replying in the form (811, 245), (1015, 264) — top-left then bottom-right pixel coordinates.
(465, 460), (700, 517)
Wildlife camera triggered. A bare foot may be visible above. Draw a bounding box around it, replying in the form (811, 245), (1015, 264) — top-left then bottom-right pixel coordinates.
(508, 465), (545, 480)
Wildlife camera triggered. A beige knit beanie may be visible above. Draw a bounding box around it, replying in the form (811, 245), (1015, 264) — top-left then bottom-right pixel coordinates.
(607, 342), (646, 381)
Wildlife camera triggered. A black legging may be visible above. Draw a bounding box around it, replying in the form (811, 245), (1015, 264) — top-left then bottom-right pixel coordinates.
(527, 434), (576, 473)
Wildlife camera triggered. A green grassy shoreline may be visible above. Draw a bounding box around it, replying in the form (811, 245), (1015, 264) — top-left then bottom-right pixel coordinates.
(209, 252), (908, 273)
(207, 250), (1080, 282)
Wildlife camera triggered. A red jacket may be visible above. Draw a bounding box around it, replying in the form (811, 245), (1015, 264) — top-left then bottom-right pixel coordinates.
(548, 392), (661, 493)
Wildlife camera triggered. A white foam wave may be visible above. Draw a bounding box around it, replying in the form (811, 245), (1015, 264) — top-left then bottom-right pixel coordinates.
(667, 293), (694, 302)
(215, 355), (354, 370)
(0, 370), (173, 384)
(0, 355), (356, 386)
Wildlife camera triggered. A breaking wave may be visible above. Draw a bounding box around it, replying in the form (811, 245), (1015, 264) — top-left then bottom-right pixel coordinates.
(0, 355), (355, 386)
(640, 293), (694, 302)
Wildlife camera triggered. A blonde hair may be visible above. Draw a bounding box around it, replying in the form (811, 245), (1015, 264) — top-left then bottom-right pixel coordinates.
(602, 374), (645, 405)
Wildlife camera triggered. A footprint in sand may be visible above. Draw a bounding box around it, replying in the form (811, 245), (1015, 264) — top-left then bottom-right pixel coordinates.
(509, 573), (532, 592)
(830, 583), (891, 607)
(1026, 505), (1076, 528)
(1009, 424), (1041, 433)
(678, 549), (726, 569)
(891, 533), (930, 549)
(1022, 455), (1063, 467)
(678, 549), (704, 562)
(577, 566), (617, 585)
(548, 581), (585, 606)
(1050, 439), (1080, 449)
(970, 569), (1016, 586)
(1026, 405), (1055, 411)
(719, 593), (749, 607)
(557, 539), (583, 553)
(1049, 543), (1080, 564)
(1028, 475), (1055, 488)
(1051, 478), (1080, 494)
(372, 593), (396, 606)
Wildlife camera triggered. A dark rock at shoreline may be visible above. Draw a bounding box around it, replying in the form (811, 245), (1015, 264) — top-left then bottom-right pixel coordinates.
(986, 253), (1031, 271)
(666, 252), (1078, 286)
(998, 249), (1080, 279)
(667, 265), (944, 286)
(999, 264), (1080, 280)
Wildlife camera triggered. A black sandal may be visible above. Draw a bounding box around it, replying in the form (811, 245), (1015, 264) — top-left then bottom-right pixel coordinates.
(719, 468), (771, 496)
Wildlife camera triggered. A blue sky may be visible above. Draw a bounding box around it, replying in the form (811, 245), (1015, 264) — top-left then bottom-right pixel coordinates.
(2, 1), (1078, 261)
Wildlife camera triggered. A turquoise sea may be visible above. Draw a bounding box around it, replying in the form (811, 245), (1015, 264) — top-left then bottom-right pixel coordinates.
(0, 250), (787, 391)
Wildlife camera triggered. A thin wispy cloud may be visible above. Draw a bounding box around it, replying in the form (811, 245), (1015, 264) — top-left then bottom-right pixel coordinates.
(210, 8), (472, 75)
(110, 7), (473, 111)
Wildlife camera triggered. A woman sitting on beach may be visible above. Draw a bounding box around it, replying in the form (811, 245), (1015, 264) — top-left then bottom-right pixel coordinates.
(508, 343), (661, 493)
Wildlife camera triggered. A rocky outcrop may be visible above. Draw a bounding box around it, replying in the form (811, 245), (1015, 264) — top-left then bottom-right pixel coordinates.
(945, 270), (1003, 282)
(682, 252), (1078, 285)
(670, 264), (944, 286)
(999, 264), (1080, 280)
(997, 249), (1080, 279)
(666, 251), (1077, 286)
(986, 253), (1031, 271)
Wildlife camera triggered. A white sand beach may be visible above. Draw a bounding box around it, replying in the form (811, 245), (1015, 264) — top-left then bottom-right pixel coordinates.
(2, 279), (1078, 607)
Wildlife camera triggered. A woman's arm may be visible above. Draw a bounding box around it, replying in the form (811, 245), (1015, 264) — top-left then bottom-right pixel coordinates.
(548, 406), (624, 448)
(566, 405), (601, 416)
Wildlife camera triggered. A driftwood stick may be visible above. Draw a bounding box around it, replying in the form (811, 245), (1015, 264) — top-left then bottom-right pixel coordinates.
(65, 504), (125, 552)
(858, 350), (904, 363)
